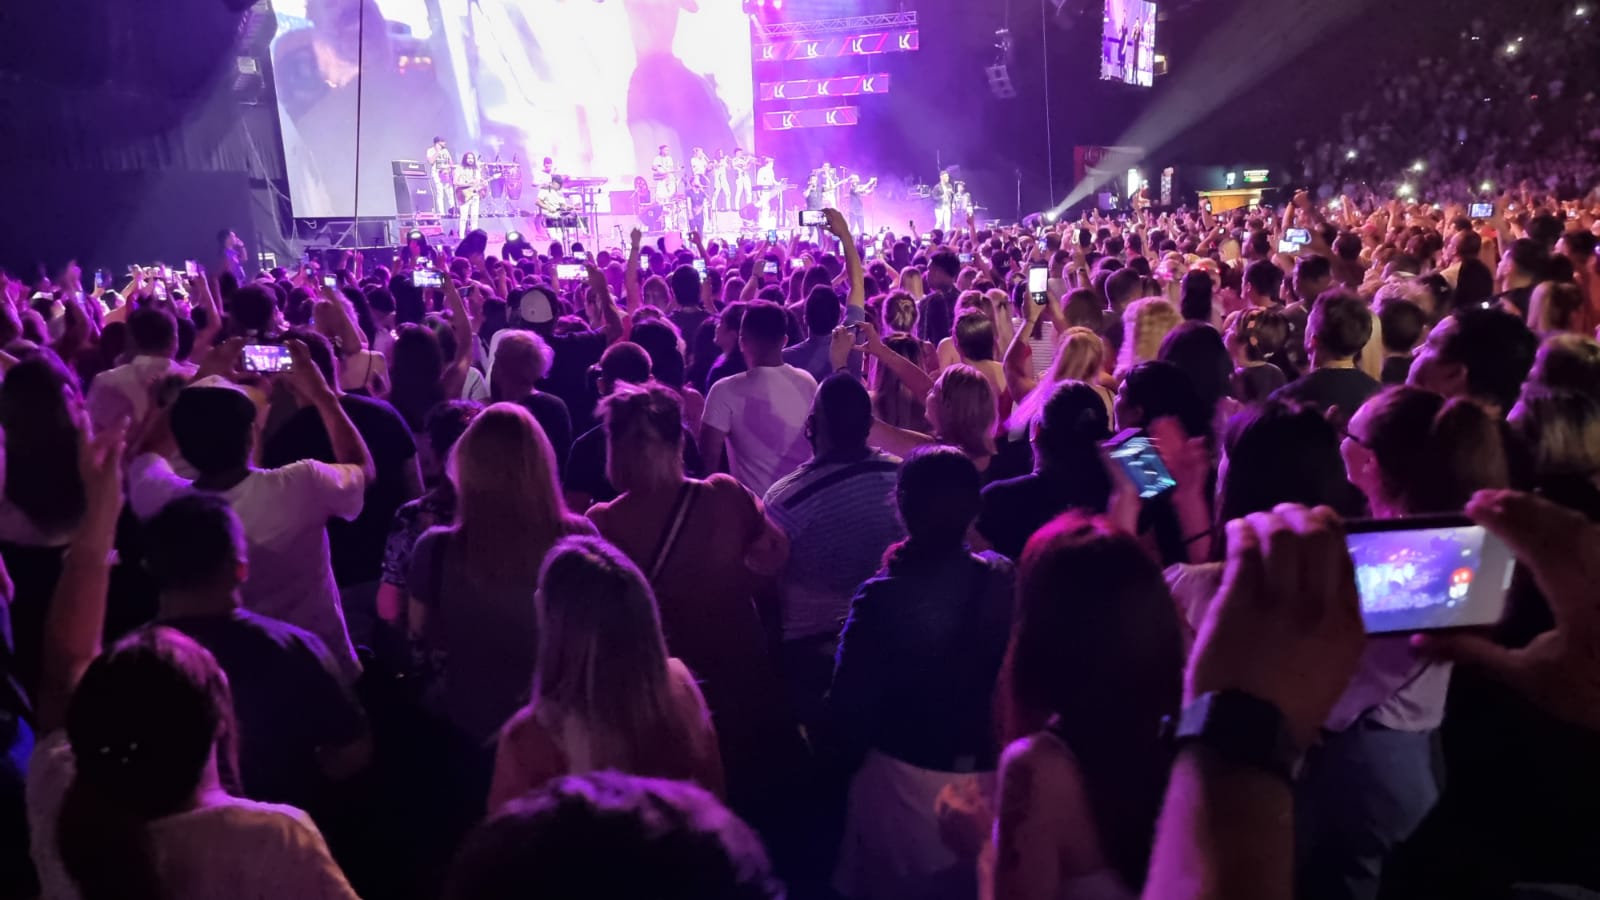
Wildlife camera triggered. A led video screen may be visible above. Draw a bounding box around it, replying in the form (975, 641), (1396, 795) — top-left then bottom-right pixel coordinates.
(271, 0), (755, 218)
(1100, 0), (1155, 88)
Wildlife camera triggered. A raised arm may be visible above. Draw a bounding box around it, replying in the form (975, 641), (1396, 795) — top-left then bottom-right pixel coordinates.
(825, 208), (866, 313)
(861, 321), (934, 398)
(438, 275), (474, 399)
(1004, 291), (1046, 404)
(588, 263), (626, 343)
(285, 339), (376, 483)
(37, 427), (124, 734)
(625, 227), (644, 309)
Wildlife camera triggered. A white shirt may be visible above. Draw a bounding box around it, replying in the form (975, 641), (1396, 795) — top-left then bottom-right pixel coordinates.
(85, 355), (197, 433)
(702, 364), (818, 496)
(128, 454), (366, 681)
(27, 733), (360, 900)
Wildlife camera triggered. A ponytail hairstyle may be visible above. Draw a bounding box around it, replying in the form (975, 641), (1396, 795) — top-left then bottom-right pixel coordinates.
(59, 628), (238, 900)
(1358, 386), (1509, 513)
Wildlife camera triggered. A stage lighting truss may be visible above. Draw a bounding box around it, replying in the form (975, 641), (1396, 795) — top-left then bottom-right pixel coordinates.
(752, 11), (917, 41)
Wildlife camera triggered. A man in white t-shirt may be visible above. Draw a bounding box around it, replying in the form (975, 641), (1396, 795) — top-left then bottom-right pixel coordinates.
(85, 306), (196, 433)
(700, 300), (817, 496)
(127, 341), (375, 682)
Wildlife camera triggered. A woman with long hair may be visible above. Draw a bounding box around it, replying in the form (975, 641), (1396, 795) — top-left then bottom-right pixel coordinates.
(1006, 326), (1114, 437)
(992, 513), (1183, 899)
(871, 333), (933, 432)
(830, 445), (1015, 900)
(386, 276), (474, 431)
(488, 536), (724, 811)
(1114, 297), (1181, 379)
(312, 290), (388, 396)
(406, 402), (596, 746)
(1306, 384), (1511, 898)
(870, 363), (999, 475)
(586, 384), (797, 826)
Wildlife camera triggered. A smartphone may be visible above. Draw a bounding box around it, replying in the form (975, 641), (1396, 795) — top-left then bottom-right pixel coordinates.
(572, 250), (590, 262)
(322, 275), (337, 288)
(1469, 202), (1494, 218)
(1027, 266), (1049, 305)
(1104, 429), (1177, 499)
(184, 260), (199, 278)
(763, 261), (779, 277)
(93, 270), (106, 291)
(766, 229), (779, 243)
(242, 343), (293, 374)
(1345, 516), (1516, 635)
(411, 269), (442, 288)
(789, 259), (804, 271)
(1285, 228), (1311, 245)
(152, 280), (167, 302)
(1278, 239), (1300, 254)
(865, 245), (877, 259)
(555, 263), (585, 280)
(798, 209), (827, 227)
(959, 253), (973, 264)
(692, 259), (706, 275)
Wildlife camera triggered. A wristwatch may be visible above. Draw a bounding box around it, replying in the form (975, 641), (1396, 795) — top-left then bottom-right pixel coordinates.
(1163, 690), (1303, 782)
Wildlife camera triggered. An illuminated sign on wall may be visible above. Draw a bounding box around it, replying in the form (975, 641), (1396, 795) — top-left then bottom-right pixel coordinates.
(754, 28), (919, 62)
(759, 74), (891, 102)
(762, 106), (861, 130)
(1242, 169), (1270, 184)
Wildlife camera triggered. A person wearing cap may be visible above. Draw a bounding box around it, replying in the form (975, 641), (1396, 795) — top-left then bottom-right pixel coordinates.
(126, 339), (376, 683)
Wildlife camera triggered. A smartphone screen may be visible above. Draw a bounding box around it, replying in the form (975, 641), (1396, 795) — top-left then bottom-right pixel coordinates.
(1104, 430), (1177, 499)
(766, 229), (779, 243)
(412, 269), (442, 288)
(798, 209), (827, 227)
(789, 259), (804, 271)
(763, 261), (779, 277)
(1345, 517), (1516, 635)
(692, 259), (706, 274)
(242, 343), (293, 374)
(322, 275), (337, 288)
(572, 251), (590, 262)
(1278, 239), (1300, 254)
(93, 271), (106, 291)
(1027, 265), (1048, 299)
(1469, 202), (1494, 218)
(555, 263), (585, 280)
(184, 260), (199, 278)
(865, 245), (877, 259)
(959, 253), (973, 264)
(1286, 228), (1311, 245)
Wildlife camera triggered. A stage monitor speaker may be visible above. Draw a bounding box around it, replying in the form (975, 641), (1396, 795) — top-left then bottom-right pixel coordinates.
(395, 174), (435, 216)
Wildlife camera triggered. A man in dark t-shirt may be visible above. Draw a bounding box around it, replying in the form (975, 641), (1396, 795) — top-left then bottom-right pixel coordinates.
(147, 494), (368, 811)
(264, 331), (421, 649)
(1270, 291), (1381, 420)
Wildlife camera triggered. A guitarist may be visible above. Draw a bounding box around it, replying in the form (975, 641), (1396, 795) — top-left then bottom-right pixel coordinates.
(455, 152), (485, 238)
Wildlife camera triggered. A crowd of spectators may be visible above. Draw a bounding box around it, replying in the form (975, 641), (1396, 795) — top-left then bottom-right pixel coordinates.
(0, 163), (1597, 900)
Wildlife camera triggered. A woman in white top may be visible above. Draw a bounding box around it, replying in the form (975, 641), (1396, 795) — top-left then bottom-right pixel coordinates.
(27, 426), (358, 900)
(487, 535), (724, 812)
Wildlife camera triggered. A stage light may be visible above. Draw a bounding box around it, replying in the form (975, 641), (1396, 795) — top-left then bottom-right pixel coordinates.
(1480, 181), (1494, 192)
(1577, 6), (1590, 17)
(1504, 42), (1518, 55)
(506, 231), (522, 243)
(1043, 212), (1058, 224)
(772, 0), (782, 8)
(1344, 149), (1357, 161)
(1398, 184), (1414, 197)
(1411, 160), (1426, 173)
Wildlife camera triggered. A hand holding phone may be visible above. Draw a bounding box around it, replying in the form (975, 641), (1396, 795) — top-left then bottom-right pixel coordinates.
(412, 269), (442, 288)
(1104, 429), (1177, 499)
(242, 343), (293, 374)
(1346, 516), (1515, 634)
(1027, 266), (1049, 305)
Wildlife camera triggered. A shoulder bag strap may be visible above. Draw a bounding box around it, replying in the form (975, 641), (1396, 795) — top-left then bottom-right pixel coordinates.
(645, 481), (698, 584)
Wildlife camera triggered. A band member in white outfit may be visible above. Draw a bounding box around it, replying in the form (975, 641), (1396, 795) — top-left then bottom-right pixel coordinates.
(755, 156), (778, 228)
(732, 148), (753, 209)
(651, 144), (677, 205)
(711, 149), (731, 211)
(426, 136), (454, 215)
(690, 147), (708, 180)
(933, 170), (955, 232)
(456, 152), (484, 238)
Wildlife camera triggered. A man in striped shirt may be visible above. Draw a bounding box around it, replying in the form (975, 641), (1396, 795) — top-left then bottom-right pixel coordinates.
(764, 374), (905, 734)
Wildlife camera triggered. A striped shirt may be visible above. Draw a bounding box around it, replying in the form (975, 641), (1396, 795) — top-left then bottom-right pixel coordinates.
(764, 450), (905, 642)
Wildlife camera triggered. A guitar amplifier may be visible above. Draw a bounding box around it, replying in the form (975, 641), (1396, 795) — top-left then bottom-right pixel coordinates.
(395, 174), (436, 216)
(392, 159), (428, 177)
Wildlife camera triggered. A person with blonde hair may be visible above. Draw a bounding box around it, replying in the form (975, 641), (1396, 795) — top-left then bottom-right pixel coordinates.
(312, 288), (389, 396)
(488, 535), (724, 812)
(1005, 326), (1113, 436)
(1526, 281), (1587, 338)
(407, 402), (596, 747)
(587, 384), (799, 820)
(871, 363), (999, 474)
(1114, 297), (1181, 379)
(1510, 386), (1600, 485)
(896, 266), (925, 301)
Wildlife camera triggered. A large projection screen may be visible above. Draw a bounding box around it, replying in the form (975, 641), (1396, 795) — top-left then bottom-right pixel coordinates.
(271, 0), (755, 219)
(1100, 0), (1155, 88)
